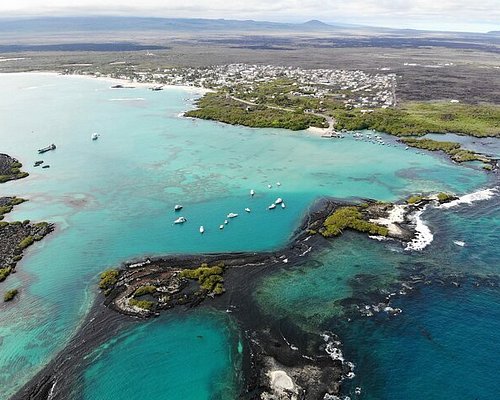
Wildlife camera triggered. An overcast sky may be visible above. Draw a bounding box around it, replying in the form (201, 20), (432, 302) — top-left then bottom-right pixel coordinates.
(1, 0), (499, 33)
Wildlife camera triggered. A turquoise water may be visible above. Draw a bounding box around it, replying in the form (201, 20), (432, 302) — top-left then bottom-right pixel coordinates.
(82, 311), (241, 400)
(254, 189), (500, 399)
(0, 73), (494, 398)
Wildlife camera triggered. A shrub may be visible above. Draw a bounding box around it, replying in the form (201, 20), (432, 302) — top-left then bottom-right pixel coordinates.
(128, 298), (154, 310)
(0, 267), (13, 282)
(321, 206), (388, 237)
(4, 289), (18, 302)
(18, 236), (35, 250)
(133, 285), (156, 297)
(99, 269), (119, 290)
(407, 195), (424, 204)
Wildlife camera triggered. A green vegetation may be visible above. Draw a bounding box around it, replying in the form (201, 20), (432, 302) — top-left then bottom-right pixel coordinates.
(17, 236), (35, 250)
(0, 197), (26, 220)
(99, 269), (119, 290)
(185, 92), (327, 131)
(0, 267), (13, 282)
(180, 263), (225, 295)
(4, 289), (18, 302)
(128, 298), (154, 311)
(407, 195), (424, 204)
(321, 206), (389, 237)
(437, 192), (454, 202)
(401, 138), (490, 165)
(133, 285), (156, 297)
(333, 102), (500, 137)
(0, 160), (29, 183)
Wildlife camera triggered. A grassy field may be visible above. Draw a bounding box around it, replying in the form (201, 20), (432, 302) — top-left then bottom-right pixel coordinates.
(333, 102), (500, 137)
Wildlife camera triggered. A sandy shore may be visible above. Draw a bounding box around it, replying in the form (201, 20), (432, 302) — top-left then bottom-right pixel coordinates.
(0, 71), (212, 95)
(306, 126), (331, 136)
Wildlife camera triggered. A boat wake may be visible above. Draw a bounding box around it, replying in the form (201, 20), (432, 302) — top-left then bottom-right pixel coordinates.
(438, 187), (498, 209)
(405, 205), (434, 251)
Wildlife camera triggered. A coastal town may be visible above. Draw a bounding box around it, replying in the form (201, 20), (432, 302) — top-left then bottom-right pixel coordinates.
(67, 62), (398, 111)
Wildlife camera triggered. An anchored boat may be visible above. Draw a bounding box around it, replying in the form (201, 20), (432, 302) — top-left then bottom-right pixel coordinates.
(38, 144), (56, 154)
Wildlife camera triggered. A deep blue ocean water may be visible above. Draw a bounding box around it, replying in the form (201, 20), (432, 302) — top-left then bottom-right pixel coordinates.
(0, 73), (498, 399)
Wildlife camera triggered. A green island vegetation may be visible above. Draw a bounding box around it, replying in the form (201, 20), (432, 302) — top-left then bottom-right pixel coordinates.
(333, 103), (500, 137)
(179, 263), (225, 295)
(186, 77), (499, 138)
(0, 197), (26, 220)
(99, 269), (119, 291)
(4, 289), (18, 302)
(133, 285), (156, 297)
(185, 91), (327, 131)
(407, 195), (424, 204)
(437, 192), (455, 202)
(320, 206), (389, 237)
(0, 267), (13, 282)
(17, 235), (35, 250)
(401, 138), (491, 166)
(128, 298), (154, 311)
(0, 160), (29, 183)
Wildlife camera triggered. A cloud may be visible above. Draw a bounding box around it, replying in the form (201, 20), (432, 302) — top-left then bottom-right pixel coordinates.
(1, 0), (499, 32)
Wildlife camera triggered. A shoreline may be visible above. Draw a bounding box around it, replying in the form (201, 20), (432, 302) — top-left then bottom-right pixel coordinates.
(0, 71), (213, 95)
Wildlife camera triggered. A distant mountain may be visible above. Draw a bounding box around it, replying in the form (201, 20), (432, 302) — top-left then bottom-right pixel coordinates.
(487, 31), (500, 35)
(0, 16), (355, 34)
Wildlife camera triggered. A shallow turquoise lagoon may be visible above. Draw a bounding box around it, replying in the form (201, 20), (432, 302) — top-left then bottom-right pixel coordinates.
(82, 311), (241, 400)
(0, 73), (494, 398)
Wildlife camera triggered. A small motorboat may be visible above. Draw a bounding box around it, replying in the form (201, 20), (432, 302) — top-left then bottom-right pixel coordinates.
(224, 220), (229, 224)
(174, 217), (187, 224)
(219, 224), (224, 230)
(276, 182), (281, 186)
(453, 240), (465, 247)
(268, 184), (272, 189)
(38, 144), (56, 154)
(245, 208), (251, 213)
(275, 198), (283, 205)
(33, 160), (44, 167)
(199, 226), (205, 234)
(91, 132), (100, 141)
(227, 213), (238, 218)
(281, 202), (286, 209)
(250, 189), (255, 196)
(174, 204), (183, 211)
(268, 204), (276, 210)
(42, 165), (50, 169)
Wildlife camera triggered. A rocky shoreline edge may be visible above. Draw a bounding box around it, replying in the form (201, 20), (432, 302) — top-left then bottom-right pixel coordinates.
(10, 194), (463, 400)
(0, 154), (54, 298)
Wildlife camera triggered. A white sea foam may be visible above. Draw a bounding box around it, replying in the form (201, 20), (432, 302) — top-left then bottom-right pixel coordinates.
(438, 187), (498, 209)
(405, 206), (433, 251)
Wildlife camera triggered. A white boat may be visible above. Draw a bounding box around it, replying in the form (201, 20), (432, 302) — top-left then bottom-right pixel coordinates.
(275, 198), (283, 204)
(268, 184), (272, 189)
(281, 202), (286, 209)
(224, 220), (229, 224)
(91, 132), (100, 141)
(174, 217), (187, 224)
(227, 213), (238, 218)
(269, 204), (276, 210)
(174, 204), (183, 211)
(199, 226), (205, 234)
(453, 240), (465, 247)
(219, 224), (224, 230)
(250, 189), (255, 196)
(276, 182), (281, 186)
(245, 208), (251, 213)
